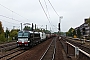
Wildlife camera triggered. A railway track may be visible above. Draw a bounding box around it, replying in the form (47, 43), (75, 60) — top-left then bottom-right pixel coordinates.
(40, 37), (56, 60)
(0, 42), (16, 47)
(0, 41), (26, 60)
(0, 42), (17, 52)
(0, 48), (26, 60)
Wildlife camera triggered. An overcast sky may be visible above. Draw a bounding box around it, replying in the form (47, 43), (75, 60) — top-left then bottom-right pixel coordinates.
(0, 0), (90, 32)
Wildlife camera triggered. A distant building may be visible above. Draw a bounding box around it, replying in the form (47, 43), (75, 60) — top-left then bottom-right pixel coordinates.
(75, 18), (90, 38)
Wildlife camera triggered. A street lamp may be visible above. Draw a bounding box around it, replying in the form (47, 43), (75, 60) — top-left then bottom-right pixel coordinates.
(59, 16), (63, 23)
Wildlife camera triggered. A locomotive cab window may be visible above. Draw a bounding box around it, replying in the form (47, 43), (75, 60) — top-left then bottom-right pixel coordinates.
(18, 33), (23, 37)
(23, 33), (28, 37)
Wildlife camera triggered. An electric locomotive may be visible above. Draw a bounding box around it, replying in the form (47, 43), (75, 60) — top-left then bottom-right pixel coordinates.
(17, 31), (40, 48)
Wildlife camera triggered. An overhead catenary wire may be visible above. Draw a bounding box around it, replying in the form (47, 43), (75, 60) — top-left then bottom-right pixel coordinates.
(0, 1), (59, 31)
(47, 0), (60, 17)
(0, 3), (33, 31)
(39, 0), (52, 25)
(0, 3), (30, 30)
(47, 0), (63, 31)
(39, 0), (58, 31)
(0, 3), (29, 22)
(40, 0), (58, 32)
(44, 0), (50, 19)
(0, 19), (19, 25)
(0, 15), (22, 23)
(44, 0), (58, 29)
(0, 14), (24, 30)
(0, 19), (20, 30)
(0, 4), (13, 12)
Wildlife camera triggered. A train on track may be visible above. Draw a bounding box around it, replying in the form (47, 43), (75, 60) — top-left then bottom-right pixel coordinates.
(17, 30), (56, 49)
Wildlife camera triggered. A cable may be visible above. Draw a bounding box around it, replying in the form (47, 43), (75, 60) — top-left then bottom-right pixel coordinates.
(44, 0), (50, 19)
(0, 3), (29, 21)
(44, 0), (58, 29)
(39, 0), (58, 30)
(47, 0), (61, 31)
(0, 4), (12, 12)
(0, 19), (20, 30)
(0, 19), (19, 25)
(47, 0), (59, 17)
(0, 15), (22, 22)
(39, 0), (51, 25)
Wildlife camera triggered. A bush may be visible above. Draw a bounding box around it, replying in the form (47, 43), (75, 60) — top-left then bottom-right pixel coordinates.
(0, 34), (6, 42)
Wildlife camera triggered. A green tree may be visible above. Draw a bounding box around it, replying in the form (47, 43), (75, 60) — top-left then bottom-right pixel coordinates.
(10, 29), (18, 40)
(86, 18), (90, 26)
(66, 32), (69, 36)
(73, 29), (76, 35)
(5, 28), (10, 38)
(35, 28), (41, 32)
(23, 26), (31, 31)
(0, 21), (4, 34)
(0, 34), (6, 42)
(11, 29), (20, 33)
(77, 28), (81, 38)
(0, 21), (5, 42)
(67, 27), (75, 37)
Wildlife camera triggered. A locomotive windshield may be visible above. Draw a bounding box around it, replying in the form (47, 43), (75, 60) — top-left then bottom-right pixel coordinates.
(18, 33), (23, 37)
(23, 33), (28, 37)
(18, 32), (29, 37)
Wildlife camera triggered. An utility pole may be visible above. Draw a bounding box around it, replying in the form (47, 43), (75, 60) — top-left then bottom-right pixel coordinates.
(58, 16), (63, 36)
(21, 23), (22, 31)
(46, 25), (47, 30)
(50, 27), (51, 35)
(32, 23), (34, 45)
(35, 24), (36, 31)
(32, 23), (34, 31)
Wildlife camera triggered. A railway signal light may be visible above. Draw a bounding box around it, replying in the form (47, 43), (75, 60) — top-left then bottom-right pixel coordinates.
(58, 23), (60, 30)
(32, 23), (33, 31)
(35, 24), (36, 30)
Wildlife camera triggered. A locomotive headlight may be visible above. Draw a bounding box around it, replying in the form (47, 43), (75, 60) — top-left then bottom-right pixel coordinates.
(18, 40), (22, 44)
(28, 41), (30, 42)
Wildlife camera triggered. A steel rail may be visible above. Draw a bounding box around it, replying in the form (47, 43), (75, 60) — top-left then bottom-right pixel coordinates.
(0, 48), (20, 59)
(40, 37), (56, 60)
(0, 48), (26, 60)
(52, 37), (56, 60)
